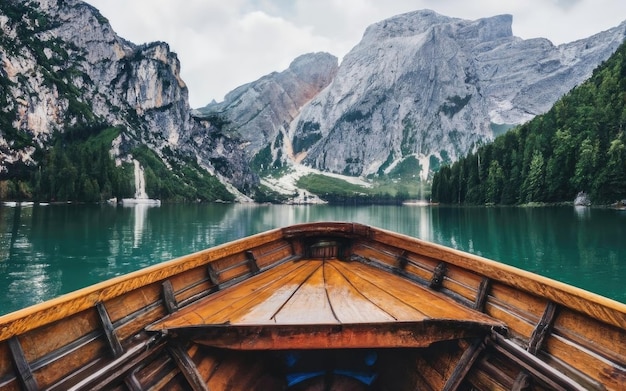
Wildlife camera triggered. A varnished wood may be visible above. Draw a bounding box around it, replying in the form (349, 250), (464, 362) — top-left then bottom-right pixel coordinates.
(148, 260), (504, 332)
(474, 278), (491, 311)
(96, 302), (124, 358)
(442, 338), (487, 391)
(175, 321), (500, 350)
(162, 280), (179, 314)
(8, 337), (37, 391)
(0, 222), (624, 391)
(527, 301), (557, 355)
(367, 226), (626, 330)
(167, 341), (210, 391)
(489, 332), (588, 391)
(430, 262), (447, 289)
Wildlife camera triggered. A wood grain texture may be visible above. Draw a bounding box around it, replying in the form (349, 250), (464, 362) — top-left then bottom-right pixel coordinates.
(0, 229), (286, 341)
(0, 222), (624, 391)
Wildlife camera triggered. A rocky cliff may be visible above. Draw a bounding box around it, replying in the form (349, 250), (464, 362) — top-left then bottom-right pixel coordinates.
(198, 53), (339, 171)
(288, 10), (626, 178)
(0, 0), (256, 196)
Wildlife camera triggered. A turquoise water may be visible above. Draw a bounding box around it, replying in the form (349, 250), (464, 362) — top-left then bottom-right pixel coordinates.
(0, 203), (624, 315)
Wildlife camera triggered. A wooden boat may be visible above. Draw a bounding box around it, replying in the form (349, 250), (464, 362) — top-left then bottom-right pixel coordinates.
(0, 222), (624, 390)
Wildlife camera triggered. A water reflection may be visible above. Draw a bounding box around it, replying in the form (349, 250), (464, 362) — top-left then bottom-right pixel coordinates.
(0, 203), (624, 315)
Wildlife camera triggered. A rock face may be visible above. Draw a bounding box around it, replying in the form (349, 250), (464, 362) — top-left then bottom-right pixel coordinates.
(198, 53), (339, 162)
(288, 10), (626, 178)
(0, 0), (256, 192)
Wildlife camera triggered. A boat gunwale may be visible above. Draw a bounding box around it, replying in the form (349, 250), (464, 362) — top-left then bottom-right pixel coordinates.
(288, 222), (626, 329)
(0, 222), (624, 343)
(0, 227), (285, 341)
(357, 224), (626, 329)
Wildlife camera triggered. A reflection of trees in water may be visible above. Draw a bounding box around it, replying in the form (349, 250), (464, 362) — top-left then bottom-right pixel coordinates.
(0, 205), (63, 314)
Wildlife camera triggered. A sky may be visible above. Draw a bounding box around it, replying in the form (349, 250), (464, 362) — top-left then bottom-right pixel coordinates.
(85, 0), (626, 108)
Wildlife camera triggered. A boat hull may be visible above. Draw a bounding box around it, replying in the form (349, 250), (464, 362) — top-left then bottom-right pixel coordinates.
(0, 222), (623, 390)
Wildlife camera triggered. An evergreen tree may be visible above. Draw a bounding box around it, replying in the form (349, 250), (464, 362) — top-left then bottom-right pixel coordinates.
(523, 151), (545, 202)
(432, 39), (626, 205)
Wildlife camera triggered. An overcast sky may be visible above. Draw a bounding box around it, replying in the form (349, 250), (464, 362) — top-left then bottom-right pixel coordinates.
(85, 0), (626, 108)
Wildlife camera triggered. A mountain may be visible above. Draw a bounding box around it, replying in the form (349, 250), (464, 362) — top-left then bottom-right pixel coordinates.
(3, 2), (626, 203)
(432, 39), (626, 205)
(282, 10), (626, 179)
(197, 53), (339, 173)
(0, 0), (256, 201)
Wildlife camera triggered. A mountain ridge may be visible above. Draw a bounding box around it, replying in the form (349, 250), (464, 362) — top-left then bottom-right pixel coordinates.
(0, 0), (257, 201)
(288, 10), (626, 179)
(2, 3), (626, 203)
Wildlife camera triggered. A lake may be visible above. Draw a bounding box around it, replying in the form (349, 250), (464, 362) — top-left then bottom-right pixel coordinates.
(0, 203), (624, 315)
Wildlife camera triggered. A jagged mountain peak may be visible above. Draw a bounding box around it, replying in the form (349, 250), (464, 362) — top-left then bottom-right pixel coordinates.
(198, 51), (338, 161)
(286, 11), (626, 179)
(361, 10), (512, 44)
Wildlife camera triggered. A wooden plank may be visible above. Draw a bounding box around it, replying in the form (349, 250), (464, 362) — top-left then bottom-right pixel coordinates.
(400, 256), (435, 283)
(0, 229), (285, 341)
(167, 342), (209, 391)
(66, 337), (166, 391)
(272, 262), (337, 324)
(367, 225), (626, 330)
(103, 281), (162, 324)
(0, 342), (17, 386)
(429, 262), (447, 289)
(18, 307), (100, 363)
(167, 264), (214, 300)
(96, 302), (124, 358)
(230, 262), (321, 324)
(252, 240), (294, 268)
(484, 301), (536, 341)
(442, 338), (487, 391)
(183, 320), (501, 350)
(351, 243), (398, 270)
(468, 359), (511, 391)
(485, 282), (547, 339)
(115, 303), (168, 342)
(216, 261), (252, 283)
(7, 337), (38, 391)
(147, 261), (320, 330)
(323, 262), (395, 323)
(330, 261), (429, 321)
(134, 353), (179, 390)
(527, 301), (558, 355)
(543, 333), (626, 389)
(162, 280), (179, 314)
(342, 261), (503, 326)
(281, 222), (369, 240)
(474, 278), (491, 311)
(31, 335), (107, 390)
(552, 306), (626, 364)
(490, 332), (588, 391)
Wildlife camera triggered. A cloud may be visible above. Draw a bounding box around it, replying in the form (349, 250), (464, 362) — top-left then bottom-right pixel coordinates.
(86, 0), (626, 107)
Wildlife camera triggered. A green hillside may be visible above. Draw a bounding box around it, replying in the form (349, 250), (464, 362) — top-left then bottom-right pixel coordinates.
(432, 40), (626, 205)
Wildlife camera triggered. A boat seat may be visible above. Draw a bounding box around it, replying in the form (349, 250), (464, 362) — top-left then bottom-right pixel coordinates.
(146, 259), (505, 350)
